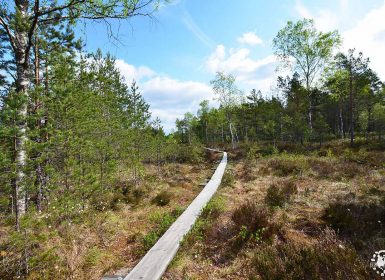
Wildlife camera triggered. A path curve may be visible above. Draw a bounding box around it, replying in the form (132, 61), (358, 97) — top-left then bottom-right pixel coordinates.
(124, 151), (227, 280)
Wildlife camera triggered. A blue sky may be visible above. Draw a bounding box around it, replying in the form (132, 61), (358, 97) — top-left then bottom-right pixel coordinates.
(79, 0), (385, 132)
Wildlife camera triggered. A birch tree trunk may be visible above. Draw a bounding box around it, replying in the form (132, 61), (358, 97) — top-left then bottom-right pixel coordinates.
(13, 0), (31, 230)
(306, 78), (313, 132)
(339, 105), (344, 139)
(229, 122), (236, 149)
(349, 69), (354, 147)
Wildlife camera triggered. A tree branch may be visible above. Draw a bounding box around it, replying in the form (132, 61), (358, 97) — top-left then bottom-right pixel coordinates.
(25, 0), (40, 65)
(32, 0), (86, 19)
(0, 15), (16, 52)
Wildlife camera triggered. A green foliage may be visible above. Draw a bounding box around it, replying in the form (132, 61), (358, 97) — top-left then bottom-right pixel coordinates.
(0, 3), (385, 278)
(83, 247), (105, 268)
(174, 142), (203, 163)
(200, 196), (225, 220)
(268, 155), (307, 176)
(221, 169), (235, 188)
(260, 145), (279, 157)
(181, 196), (224, 246)
(210, 72), (243, 109)
(244, 142), (261, 162)
(273, 19), (341, 89)
(142, 207), (185, 251)
(265, 180), (298, 207)
(231, 201), (270, 240)
(373, 103), (385, 137)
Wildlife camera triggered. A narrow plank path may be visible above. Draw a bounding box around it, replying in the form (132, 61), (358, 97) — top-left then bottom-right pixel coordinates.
(123, 151), (227, 280)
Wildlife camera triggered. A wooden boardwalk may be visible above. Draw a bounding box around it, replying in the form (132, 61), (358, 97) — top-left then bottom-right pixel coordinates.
(123, 151), (227, 280)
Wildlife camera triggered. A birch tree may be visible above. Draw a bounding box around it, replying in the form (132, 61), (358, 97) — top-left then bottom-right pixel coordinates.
(210, 72), (242, 149)
(0, 0), (167, 230)
(273, 19), (340, 131)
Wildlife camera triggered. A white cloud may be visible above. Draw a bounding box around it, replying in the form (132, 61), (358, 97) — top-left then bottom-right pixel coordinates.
(205, 44), (278, 93)
(237, 32), (263, 46)
(116, 59), (213, 132)
(142, 77), (213, 131)
(295, 0), (339, 31)
(294, 0), (385, 80)
(115, 59), (155, 82)
(339, 0), (349, 13)
(141, 76), (212, 106)
(342, 1), (385, 79)
(206, 45), (276, 75)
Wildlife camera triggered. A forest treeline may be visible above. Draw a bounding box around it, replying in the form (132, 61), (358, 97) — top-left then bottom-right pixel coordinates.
(0, 1), (198, 277)
(0, 2), (196, 225)
(0, 25), (196, 220)
(176, 20), (385, 149)
(0, 0), (385, 277)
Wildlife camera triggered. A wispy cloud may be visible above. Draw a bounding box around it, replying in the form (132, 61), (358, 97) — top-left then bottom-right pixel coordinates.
(181, 10), (215, 48)
(158, 0), (183, 10)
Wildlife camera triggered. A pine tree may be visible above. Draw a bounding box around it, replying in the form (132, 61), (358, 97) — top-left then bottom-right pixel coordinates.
(121, 80), (151, 184)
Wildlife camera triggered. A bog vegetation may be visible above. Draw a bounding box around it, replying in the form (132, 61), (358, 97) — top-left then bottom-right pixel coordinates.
(0, 1), (384, 279)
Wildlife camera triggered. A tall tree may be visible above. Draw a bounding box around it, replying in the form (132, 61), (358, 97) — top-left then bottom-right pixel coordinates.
(273, 18), (340, 131)
(335, 49), (369, 146)
(197, 100), (210, 143)
(278, 73), (309, 143)
(324, 68), (349, 139)
(122, 80), (151, 184)
(0, 0), (166, 229)
(210, 72), (243, 149)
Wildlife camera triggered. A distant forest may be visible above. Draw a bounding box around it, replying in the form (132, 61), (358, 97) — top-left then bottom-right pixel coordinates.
(176, 20), (385, 149)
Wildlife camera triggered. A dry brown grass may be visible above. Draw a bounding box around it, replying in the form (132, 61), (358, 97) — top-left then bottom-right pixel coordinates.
(0, 162), (214, 280)
(164, 147), (385, 280)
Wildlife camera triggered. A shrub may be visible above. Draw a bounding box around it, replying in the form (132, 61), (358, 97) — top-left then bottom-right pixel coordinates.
(152, 190), (172, 206)
(260, 145), (279, 157)
(265, 180), (297, 207)
(221, 169), (235, 187)
(340, 161), (364, 179)
(83, 247), (105, 268)
(205, 150), (220, 162)
(141, 230), (160, 252)
(0, 223), (62, 279)
(131, 188), (146, 203)
(175, 143), (203, 163)
(231, 201), (272, 243)
(141, 207), (184, 251)
(343, 148), (368, 164)
(182, 196), (224, 247)
(267, 157), (306, 176)
(201, 196), (225, 220)
(307, 158), (336, 178)
(245, 143), (261, 162)
(322, 200), (385, 240)
(252, 229), (370, 280)
(114, 185), (146, 206)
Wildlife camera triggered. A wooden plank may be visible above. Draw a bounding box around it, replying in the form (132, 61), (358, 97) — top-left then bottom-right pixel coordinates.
(123, 152), (227, 280)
